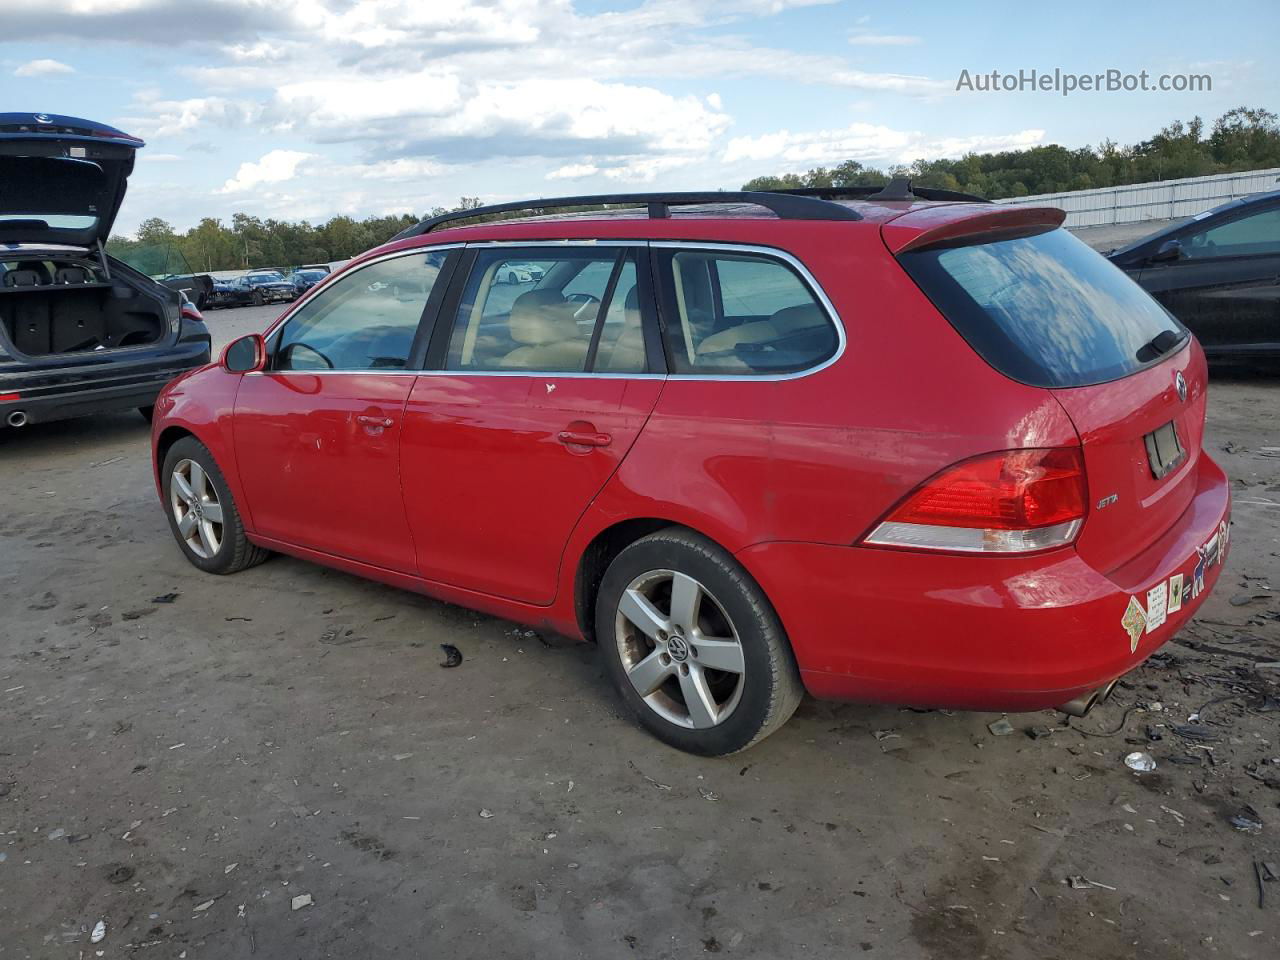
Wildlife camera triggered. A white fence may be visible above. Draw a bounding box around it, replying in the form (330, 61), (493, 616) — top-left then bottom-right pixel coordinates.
(994, 167), (1280, 227)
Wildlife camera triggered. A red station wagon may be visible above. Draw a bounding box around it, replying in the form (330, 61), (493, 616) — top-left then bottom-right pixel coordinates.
(152, 186), (1231, 755)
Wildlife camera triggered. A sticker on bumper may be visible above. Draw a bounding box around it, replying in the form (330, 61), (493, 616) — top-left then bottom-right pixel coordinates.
(1167, 574), (1184, 614)
(1145, 581), (1168, 634)
(1121, 596), (1147, 653)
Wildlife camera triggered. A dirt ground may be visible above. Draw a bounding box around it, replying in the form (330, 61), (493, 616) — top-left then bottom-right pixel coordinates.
(1, 303), (1277, 959)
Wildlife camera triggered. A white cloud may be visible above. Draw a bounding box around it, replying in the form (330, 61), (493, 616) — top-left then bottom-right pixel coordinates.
(14, 58), (75, 77)
(724, 124), (1046, 168)
(219, 149), (313, 193)
(848, 32), (921, 46)
(547, 163), (600, 180)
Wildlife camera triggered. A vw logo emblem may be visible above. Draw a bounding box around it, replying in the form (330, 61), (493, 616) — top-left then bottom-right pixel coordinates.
(33, 114), (52, 124)
(1174, 371), (1187, 403)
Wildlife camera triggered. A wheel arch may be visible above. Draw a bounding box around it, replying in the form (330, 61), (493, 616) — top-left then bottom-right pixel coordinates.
(573, 517), (751, 644)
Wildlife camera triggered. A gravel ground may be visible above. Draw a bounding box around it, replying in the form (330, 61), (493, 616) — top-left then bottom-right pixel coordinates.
(0, 303), (1277, 958)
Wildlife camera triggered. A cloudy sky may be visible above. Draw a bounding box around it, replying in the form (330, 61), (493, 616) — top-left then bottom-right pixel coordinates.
(3, 0), (1274, 236)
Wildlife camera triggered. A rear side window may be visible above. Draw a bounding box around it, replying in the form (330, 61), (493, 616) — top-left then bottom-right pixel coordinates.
(898, 228), (1185, 388)
(444, 247), (647, 373)
(655, 249), (838, 375)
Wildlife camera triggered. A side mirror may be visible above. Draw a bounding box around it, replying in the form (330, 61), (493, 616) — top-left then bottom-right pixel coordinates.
(1150, 239), (1183, 263)
(221, 333), (266, 373)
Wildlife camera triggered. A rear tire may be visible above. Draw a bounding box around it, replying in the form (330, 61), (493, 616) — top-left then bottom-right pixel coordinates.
(596, 528), (803, 755)
(253, 290), (264, 306)
(161, 436), (269, 575)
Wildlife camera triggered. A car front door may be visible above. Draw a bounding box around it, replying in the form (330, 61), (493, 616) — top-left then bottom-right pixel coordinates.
(233, 248), (456, 573)
(399, 244), (664, 604)
(1139, 204), (1280, 351)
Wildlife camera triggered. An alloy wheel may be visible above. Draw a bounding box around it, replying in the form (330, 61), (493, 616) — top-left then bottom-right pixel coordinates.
(170, 458), (224, 559)
(614, 569), (746, 729)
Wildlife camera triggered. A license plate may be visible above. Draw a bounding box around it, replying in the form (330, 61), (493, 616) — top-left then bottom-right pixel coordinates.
(1145, 421), (1186, 479)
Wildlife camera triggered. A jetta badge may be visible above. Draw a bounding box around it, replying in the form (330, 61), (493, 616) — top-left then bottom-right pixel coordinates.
(1174, 371), (1187, 403)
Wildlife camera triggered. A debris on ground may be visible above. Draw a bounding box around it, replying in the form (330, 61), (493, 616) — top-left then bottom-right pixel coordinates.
(698, 787), (721, 802)
(290, 894), (313, 911)
(478, 809), (494, 819)
(105, 865), (134, 884)
(1026, 725), (1054, 740)
(439, 643), (463, 668)
(987, 718), (1014, 736)
(1124, 751), (1157, 772)
(1229, 807), (1264, 834)
(90, 920), (106, 943)
(1066, 875), (1117, 891)
(150, 592), (180, 604)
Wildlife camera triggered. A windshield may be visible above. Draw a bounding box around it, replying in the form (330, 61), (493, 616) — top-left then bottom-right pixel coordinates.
(248, 273), (285, 284)
(898, 228), (1186, 388)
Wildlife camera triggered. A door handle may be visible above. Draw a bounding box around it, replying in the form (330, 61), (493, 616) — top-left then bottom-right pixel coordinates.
(558, 429), (612, 447)
(357, 415), (395, 428)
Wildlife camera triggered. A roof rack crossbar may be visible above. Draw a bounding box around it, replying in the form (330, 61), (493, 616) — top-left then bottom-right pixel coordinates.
(393, 190), (863, 239)
(770, 183), (991, 204)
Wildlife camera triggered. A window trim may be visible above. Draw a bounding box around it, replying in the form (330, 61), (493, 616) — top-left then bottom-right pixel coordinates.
(650, 241), (846, 382)
(254, 243), (462, 376)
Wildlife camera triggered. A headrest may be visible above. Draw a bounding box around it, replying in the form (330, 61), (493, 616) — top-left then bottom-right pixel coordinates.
(771, 303), (826, 334)
(624, 285), (639, 312)
(16, 261), (53, 285)
(55, 266), (92, 285)
(509, 289), (577, 345)
(3, 268), (44, 288)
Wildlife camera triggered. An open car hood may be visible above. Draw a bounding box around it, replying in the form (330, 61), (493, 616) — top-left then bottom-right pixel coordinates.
(0, 113), (145, 247)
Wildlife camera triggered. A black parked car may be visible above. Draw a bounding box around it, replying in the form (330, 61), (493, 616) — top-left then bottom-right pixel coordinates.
(0, 112), (210, 428)
(288, 268), (329, 296)
(205, 278), (240, 309)
(1108, 189), (1280, 360)
(234, 271), (297, 306)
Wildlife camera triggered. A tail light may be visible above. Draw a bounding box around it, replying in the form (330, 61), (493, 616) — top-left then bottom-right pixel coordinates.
(180, 303), (204, 324)
(863, 447), (1087, 553)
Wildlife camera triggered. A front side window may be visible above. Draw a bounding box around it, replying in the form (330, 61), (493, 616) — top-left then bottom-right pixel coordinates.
(655, 249), (838, 375)
(445, 247), (646, 373)
(274, 250), (448, 371)
(1182, 207), (1280, 260)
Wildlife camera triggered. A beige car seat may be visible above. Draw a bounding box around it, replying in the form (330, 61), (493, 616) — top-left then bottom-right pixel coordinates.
(499, 289), (590, 370)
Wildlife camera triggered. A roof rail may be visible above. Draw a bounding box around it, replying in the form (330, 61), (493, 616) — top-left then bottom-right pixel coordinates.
(392, 190), (863, 240)
(771, 182), (991, 204)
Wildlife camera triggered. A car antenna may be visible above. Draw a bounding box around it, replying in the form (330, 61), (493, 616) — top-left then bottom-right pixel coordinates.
(867, 177), (915, 202)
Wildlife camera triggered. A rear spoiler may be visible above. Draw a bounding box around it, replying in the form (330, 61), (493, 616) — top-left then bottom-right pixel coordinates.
(882, 205), (1066, 255)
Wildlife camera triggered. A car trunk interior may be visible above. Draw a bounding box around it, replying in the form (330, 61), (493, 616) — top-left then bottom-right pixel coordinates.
(0, 261), (168, 355)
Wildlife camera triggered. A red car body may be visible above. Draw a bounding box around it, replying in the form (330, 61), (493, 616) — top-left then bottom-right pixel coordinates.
(152, 197), (1230, 714)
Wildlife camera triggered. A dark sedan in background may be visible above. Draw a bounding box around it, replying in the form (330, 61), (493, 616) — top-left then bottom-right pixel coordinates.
(289, 268), (329, 296)
(1109, 189), (1280, 360)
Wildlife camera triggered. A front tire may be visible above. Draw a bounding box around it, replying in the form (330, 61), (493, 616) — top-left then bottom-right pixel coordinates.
(596, 528), (803, 755)
(161, 437), (269, 575)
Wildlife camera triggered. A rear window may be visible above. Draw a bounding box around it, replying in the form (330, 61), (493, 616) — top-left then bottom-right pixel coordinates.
(899, 228), (1186, 388)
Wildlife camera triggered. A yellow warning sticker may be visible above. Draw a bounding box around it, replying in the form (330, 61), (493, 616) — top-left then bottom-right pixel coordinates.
(1121, 596), (1147, 653)
(1167, 574), (1184, 614)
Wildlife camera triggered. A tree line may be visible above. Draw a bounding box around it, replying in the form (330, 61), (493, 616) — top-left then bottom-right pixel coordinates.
(742, 106), (1280, 198)
(109, 106), (1278, 276)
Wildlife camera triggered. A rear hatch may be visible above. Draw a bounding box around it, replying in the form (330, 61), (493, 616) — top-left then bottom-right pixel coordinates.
(0, 113), (145, 247)
(888, 206), (1199, 572)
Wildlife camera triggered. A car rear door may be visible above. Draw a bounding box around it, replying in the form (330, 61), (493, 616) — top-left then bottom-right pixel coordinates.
(399, 243), (664, 604)
(233, 248), (457, 573)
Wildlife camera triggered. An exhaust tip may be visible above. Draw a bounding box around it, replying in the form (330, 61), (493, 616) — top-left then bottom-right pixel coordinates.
(1057, 678), (1120, 718)
(7, 410), (28, 428)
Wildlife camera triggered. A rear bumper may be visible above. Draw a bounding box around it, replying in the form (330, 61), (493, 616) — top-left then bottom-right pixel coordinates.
(738, 453), (1231, 711)
(0, 341), (209, 426)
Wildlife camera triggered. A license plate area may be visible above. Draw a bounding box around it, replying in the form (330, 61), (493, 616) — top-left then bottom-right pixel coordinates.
(1145, 420), (1186, 479)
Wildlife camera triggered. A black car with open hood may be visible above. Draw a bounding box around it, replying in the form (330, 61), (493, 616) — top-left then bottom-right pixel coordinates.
(0, 113), (209, 429)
